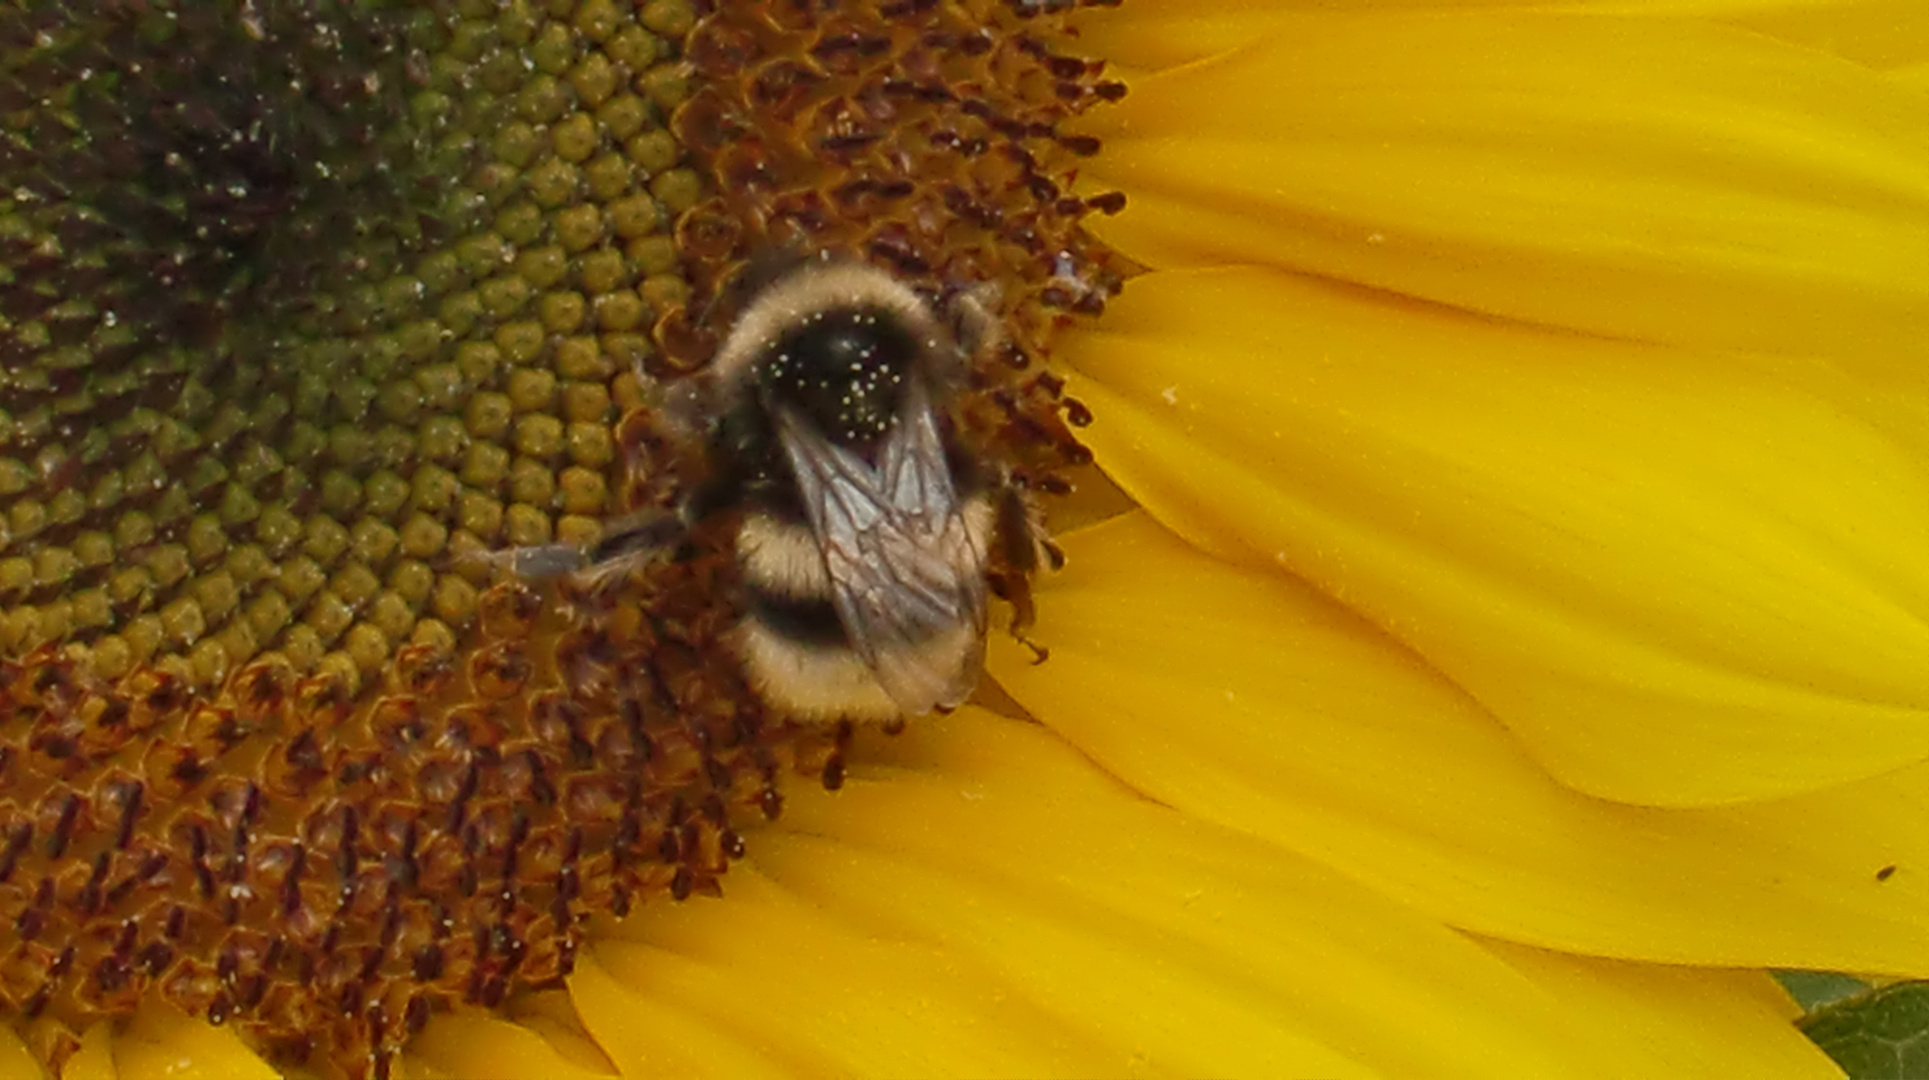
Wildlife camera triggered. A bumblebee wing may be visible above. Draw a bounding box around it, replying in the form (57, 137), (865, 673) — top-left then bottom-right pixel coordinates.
(774, 389), (988, 715)
(873, 387), (990, 668)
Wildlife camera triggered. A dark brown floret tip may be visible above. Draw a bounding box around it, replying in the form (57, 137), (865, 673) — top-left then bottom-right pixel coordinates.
(0, 558), (837, 1078)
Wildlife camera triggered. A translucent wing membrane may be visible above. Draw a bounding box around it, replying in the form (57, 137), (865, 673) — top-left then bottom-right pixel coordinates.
(774, 381), (990, 714)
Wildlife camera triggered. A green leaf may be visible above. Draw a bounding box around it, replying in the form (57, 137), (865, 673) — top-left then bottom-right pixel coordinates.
(1779, 970), (1875, 1012)
(1799, 980), (1929, 1079)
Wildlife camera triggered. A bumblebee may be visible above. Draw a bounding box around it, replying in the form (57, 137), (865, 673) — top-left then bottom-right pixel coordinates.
(512, 257), (1053, 722)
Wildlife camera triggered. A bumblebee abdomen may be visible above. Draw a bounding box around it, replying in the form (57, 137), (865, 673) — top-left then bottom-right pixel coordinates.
(746, 591), (849, 649)
(733, 509), (880, 718)
(737, 509), (832, 599)
(731, 495), (998, 721)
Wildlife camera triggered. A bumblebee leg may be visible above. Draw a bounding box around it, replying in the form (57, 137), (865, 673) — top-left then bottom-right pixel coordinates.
(1040, 535), (1066, 572)
(995, 481), (1043, 575)
(466, 542), (589, 581)
(1019, 636), (1050, 665)
(991, 476), (1060, 646)
(586, 508), (687, 562)
(947, 280), (1005, 373)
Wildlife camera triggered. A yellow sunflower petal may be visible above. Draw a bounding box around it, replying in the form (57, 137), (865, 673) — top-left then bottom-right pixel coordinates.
(1071, 3), (1302, 71)
(1723, 0), (1929, 67)
(1076, 11), (1929, 365)
(62, 1025), (114, 1080)
(566, 708), (1737, 1080)
(1059, 265), (1929, 806)
(572, 877), (1131, 1080)
(0, 1026), (47, 1080)
(110, 1003), (276, 1080)
(1075, 0), (1929, 70)
(398, 1011), (615, 1080)
(497, 991), (621, 1077)
(1483, 943), (1842, 1079)
(991, 513), (1929, 973)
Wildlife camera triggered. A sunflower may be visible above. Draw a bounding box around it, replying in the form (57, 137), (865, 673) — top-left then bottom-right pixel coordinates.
(4, 0), (1928, 1077)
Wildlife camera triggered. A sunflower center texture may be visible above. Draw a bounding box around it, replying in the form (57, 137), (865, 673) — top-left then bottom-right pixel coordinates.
(0, 1), (1124, 1076)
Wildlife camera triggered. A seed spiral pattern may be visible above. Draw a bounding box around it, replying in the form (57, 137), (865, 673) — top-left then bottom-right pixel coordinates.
(0, 1), (1126, 1076)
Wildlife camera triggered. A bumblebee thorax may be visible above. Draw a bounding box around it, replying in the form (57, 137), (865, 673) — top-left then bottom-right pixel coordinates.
(757, 305), (924, 449)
